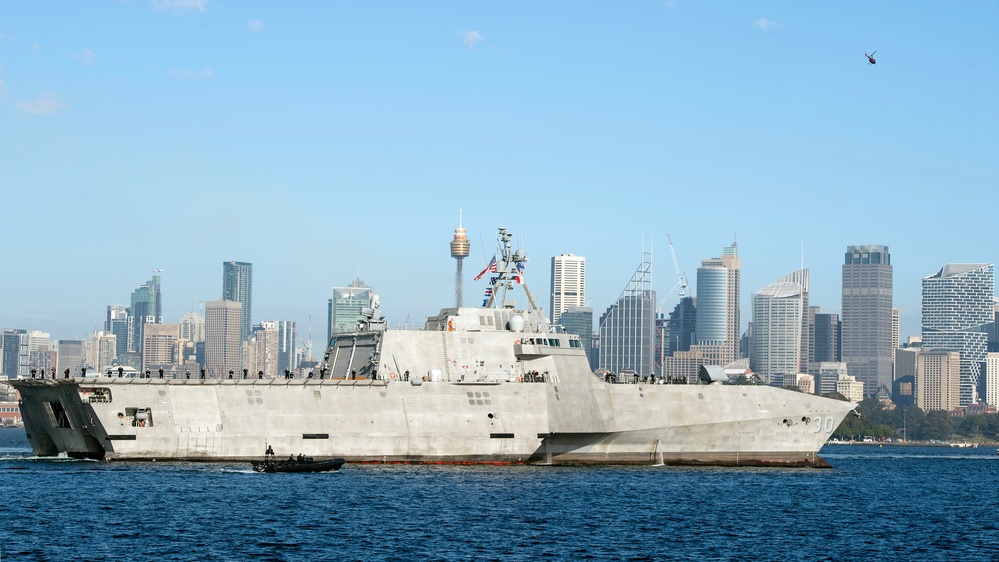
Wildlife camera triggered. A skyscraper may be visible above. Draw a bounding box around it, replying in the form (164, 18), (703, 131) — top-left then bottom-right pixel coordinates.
(143, 324), (179, 372)
(694, 241), (740, 365)
(56, 340), (86, 375)
(550, 253), (586, 325)
(750, 270), (807, 384)
(204, 300), (242, 378)
(661, 296), (696, 357)
(0, 330), (29, 378)
(921, 263), (994, 405)
(277, 320), (297, 375)
(106, 305), (130, 357)
(179, 312), (205, 343)
(557, 306), (594, 369)
(328, 279), (377, 340)
(247, 322), (279, 377)
(88, 331), (117, 375)
(841, 245), (893, 397)
(813, 313), (841, 364)
(130, 275), (162, 356)
(222, 261), (253, 342)
(598, 252), (656, 377)
(915, 350), (961, 411)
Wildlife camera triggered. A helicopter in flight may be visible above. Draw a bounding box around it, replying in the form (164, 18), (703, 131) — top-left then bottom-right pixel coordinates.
(865, 51), (877, 65)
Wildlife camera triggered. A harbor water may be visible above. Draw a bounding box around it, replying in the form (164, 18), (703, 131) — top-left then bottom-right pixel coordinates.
(1, 428), (996, 560)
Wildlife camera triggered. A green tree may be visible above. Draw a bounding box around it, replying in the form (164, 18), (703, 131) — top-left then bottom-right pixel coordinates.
(914, 410), (954, 441)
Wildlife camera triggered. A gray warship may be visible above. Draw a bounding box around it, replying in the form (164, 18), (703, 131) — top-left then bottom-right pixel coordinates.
(12, 228), (856, 466)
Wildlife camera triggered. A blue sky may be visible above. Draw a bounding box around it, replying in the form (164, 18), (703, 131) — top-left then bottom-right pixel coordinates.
(1, 1), (996, 345)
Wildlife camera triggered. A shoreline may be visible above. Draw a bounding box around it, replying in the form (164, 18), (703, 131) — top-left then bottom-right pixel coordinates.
(827, 440), (999, 448)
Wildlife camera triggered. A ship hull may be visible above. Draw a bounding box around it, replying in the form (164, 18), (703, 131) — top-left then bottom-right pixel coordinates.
(12, 377), (854, 467)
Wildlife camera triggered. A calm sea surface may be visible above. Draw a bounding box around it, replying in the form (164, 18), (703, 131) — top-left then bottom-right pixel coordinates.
(1, 428), (997, 561)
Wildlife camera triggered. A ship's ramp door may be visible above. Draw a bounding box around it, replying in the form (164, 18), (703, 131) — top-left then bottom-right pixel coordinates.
(329, 333), (380, 378)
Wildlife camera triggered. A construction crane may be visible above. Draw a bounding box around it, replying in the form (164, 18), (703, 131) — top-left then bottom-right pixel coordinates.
(655, 235), (688, 379)
(656, 234), (688, 312)
(295, 315), (314, 362)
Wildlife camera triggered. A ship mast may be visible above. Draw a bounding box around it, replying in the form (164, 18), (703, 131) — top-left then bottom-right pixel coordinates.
(482, 227), (537, 311)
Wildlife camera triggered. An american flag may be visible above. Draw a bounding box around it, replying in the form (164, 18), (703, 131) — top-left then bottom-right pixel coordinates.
(474, 256), (497, 281)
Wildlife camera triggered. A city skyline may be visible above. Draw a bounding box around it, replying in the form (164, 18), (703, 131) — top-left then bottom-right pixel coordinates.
(1, 2), (996, 343)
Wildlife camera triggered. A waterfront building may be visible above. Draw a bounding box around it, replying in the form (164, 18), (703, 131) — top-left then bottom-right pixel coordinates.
(836, 373), (865, 403)
(205, 300), (243, 378)
(277, 320), (297, 375)
(222, 261), (253, 342)
(598, 252), (656, 377)
(557, 306), (594, 370)
(130, 275), (162, 358)
(328, 279), (377, 340)
(915, 350), (961, 411)
(750, 270), (808, 384)
(893, 375), (915, 408)
(841, 245), (893, 398)
(179, 312), (205, 344)
(986, 352), (999, 407)
(788, 373), (815, 394)
(694, 241), (740, 365)
(550, 253), (586, 325)
(921, 263), (994, 405)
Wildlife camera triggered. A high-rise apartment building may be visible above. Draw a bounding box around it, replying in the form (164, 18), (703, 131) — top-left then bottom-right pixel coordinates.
(841, 245), (893, 397)
(921, 263), (994, 405)
(915, 350), (961, 411)
(222, 261), (253, 342)
(598, 253), (656, 377)
(750, 270), (807, 384)
(246, 322), (279, 377)
(130, 275), (162, 356)
(328, 279), (377, 340)
(550, 253), (586, 325)
(205, 300), (243, 378)
(694, 241), (740, 365)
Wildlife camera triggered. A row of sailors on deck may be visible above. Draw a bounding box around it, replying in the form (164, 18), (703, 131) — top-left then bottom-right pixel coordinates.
(30, 366), (392, 381)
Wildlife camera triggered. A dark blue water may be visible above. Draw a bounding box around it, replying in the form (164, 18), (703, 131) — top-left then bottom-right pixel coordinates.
(1, 428), (997, 561)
